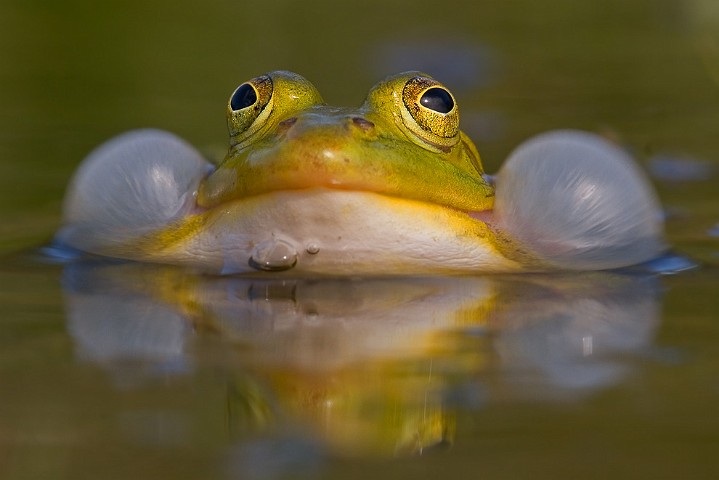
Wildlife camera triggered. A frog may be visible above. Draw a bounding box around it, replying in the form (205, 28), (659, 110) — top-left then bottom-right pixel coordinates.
(56, 71), (667, 274)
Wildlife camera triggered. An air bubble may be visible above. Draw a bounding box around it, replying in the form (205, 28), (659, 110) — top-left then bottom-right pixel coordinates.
(248, 239), (298, 272)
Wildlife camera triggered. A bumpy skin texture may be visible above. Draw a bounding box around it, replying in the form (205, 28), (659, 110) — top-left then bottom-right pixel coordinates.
(57, 71), (666, 274)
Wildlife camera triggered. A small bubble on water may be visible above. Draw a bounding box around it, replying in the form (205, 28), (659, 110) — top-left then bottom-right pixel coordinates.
(306, 243), (320, 255)
(248, 239), (298, 272)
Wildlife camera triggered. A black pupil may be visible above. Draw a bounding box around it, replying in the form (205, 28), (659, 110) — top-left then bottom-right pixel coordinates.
(420, 87), (454, 114)
(231, 83), (257, 110)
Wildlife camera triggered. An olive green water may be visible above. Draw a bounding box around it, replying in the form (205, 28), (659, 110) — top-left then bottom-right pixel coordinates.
(2, 1), (719, 479)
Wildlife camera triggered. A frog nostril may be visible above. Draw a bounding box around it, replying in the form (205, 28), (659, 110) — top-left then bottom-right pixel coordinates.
(351, 117), (374, 131)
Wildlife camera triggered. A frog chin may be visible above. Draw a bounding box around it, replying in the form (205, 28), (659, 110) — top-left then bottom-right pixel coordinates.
(147, 188), (521, 275)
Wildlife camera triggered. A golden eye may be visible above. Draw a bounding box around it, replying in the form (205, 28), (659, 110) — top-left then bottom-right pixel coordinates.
(401, 76), (459, 140)
(227, 74), (273, 143)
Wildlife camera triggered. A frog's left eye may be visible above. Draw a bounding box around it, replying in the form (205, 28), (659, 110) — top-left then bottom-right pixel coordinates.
(401, 76), (459, 144)
(227, 74), (273, 142)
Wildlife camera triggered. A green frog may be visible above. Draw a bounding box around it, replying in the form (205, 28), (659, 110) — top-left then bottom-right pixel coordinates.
(57, 71), (666, 274)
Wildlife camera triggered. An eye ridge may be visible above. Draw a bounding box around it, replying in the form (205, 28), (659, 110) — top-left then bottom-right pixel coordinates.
(227, 74), (273, 145)
(230, 83), (258, 111)
(420, 87), (454, 114)
(400, 75), (460, 141)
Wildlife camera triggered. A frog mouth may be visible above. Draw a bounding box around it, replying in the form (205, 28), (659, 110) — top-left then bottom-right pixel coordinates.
(198, 136), (495, 215)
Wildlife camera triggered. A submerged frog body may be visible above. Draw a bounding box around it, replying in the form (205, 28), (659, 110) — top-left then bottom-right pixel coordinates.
(57, 71), (666, 274)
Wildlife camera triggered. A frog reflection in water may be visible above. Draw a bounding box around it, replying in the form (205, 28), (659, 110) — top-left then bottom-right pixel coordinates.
(64, 264), (660, 455)
(57, 71), (666, 274)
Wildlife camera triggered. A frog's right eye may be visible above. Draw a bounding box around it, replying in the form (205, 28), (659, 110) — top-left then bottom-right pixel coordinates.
(227, 74), (273, 142)
(401, 76), (459, 141)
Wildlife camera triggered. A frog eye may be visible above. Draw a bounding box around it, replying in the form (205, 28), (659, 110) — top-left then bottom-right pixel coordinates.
(401, 76), (459, 141)
(230, 83), (258, 111)
(227, 74), (273, 141)
(420, 87), (454, 114)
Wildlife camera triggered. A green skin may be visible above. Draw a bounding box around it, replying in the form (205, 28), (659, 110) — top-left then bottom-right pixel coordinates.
(137, 71), (532, 274)
(199, 71), (494, 213)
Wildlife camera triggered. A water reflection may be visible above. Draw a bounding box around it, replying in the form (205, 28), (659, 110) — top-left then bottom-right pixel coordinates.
(61, 262), (661, 456)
